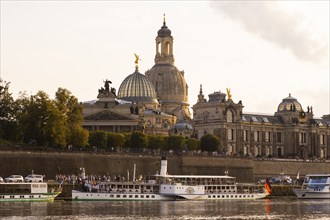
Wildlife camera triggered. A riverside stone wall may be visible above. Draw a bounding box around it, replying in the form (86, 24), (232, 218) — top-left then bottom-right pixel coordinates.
(0, 151), (329, 182)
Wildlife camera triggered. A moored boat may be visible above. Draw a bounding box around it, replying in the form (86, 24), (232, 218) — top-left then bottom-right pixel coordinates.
(72, 157), (269, 201)
(0, 182), (61, 202)
(292, 174), (330, 199)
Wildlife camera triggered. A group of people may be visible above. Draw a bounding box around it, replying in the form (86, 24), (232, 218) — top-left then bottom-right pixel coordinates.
(55, 173), (140, 184)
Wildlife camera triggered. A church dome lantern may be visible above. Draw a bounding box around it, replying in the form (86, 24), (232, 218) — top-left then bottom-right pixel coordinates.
(157, 21), (172, 38)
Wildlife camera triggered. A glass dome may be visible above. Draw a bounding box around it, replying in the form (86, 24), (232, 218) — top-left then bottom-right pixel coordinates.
(117, 69), (158, 104)
(173, 120), (194, 134)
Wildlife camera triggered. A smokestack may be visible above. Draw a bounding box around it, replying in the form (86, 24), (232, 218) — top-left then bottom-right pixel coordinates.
(133, 164), (136, 182)
(160, 156), (167, 176)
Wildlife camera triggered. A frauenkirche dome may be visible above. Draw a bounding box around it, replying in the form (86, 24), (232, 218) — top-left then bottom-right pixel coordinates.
(145, 17), (191, 120)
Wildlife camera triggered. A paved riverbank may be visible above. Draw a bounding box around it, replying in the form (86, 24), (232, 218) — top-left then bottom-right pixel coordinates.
(1, 150), (329, 183)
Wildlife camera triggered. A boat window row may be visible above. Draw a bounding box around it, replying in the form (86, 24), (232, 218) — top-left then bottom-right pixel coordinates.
(208, 194), (255, 199)
(0, 195), (42, 199)
(97, 188), (158, 194)
(309, 177), (328, 184)
(206, 186), (236, 191)
(85, 183), (160, 194)
(84, 194), (156, 199)
(0, 184), (34, 194)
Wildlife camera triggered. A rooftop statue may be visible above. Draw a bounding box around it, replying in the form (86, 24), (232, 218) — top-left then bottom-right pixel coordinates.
(98, 79), (116, 98)
(226, 88), (232, 100)
(104, 79), (112, 92)
(134, 53), (141, 69)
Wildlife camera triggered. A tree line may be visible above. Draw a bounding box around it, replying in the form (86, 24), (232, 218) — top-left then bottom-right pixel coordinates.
(0, 80), (222, 153)
(0, 85), (89, 147)
(85, 130), (221, 154)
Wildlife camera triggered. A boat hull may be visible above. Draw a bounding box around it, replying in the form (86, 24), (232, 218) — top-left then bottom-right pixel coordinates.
(292, 189), (330, 199)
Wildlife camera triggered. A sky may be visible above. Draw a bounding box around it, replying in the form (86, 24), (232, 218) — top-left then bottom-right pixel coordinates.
(1, 1), (329, 118)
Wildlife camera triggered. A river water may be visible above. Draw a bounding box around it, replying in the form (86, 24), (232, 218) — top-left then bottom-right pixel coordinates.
(0, 198), (329, 220)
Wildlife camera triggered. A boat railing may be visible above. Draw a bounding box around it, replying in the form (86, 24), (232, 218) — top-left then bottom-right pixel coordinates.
(92, 188), (159, 194)
(161, 180), (236, 186)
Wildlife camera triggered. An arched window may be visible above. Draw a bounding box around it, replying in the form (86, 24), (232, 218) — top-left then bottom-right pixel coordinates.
(157, 42), (161, 54)
(203, 115), (208, 123)
(165, 42), (170, 54)
(226, 110), (234, 122)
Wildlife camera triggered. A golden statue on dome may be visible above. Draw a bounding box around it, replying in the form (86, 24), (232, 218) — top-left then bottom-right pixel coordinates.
(134, 53), (141, 69)
(226, 88), (232, 100)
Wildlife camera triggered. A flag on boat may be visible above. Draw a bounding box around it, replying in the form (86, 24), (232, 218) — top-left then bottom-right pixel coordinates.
(264, 178), (272, 195)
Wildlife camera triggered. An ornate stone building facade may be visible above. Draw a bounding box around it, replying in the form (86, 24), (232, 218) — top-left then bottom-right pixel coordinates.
(192, 86), (330, 159)
(82, 18), (193, 137)
(83, 65), (175, 136)
(82, 17), (329, 159)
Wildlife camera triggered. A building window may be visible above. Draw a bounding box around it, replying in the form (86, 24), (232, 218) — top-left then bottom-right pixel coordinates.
(299, 133), (307, 144)
(228, 129), (234, 140)
(254, 131), (260, 142)
(320, 134), (325, 145)
(226, 110), (234, 123)
(244, 130), (249, 141)
(277, 132), (282, 143)
(203, 115), (208, 123)
(265, 131), (271, 142)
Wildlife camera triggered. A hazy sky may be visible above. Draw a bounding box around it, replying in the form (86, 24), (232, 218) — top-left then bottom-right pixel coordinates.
(1, 1), (329, 117)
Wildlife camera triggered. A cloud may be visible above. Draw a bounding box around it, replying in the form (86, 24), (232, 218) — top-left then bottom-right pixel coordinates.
(210, 1), (328, 65)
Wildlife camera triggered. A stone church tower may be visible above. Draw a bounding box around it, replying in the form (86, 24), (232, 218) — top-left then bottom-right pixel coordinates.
(145, 17), (191, 121)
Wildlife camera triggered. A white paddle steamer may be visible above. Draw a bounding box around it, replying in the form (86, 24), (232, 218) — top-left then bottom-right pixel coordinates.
(72, 157), (269, 201)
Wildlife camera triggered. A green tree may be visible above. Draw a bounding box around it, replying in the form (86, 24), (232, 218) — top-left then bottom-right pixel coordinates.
(18, 91), (66, 146)
(14, 92), (31, 143)
(89, 130), (107, 150)
(123, 133), (131, 150)
(0, 80), (18, 141)
(55, 88), (87, 148)
(107, 132), (125, 151)
(147, 135), (165, 151)
(130, 131), (148, 152)
(69, 126), (89, 148)
(186, 138), (200, 151)
(200, 134), (220, 152)
(166, 135), (185, 154)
